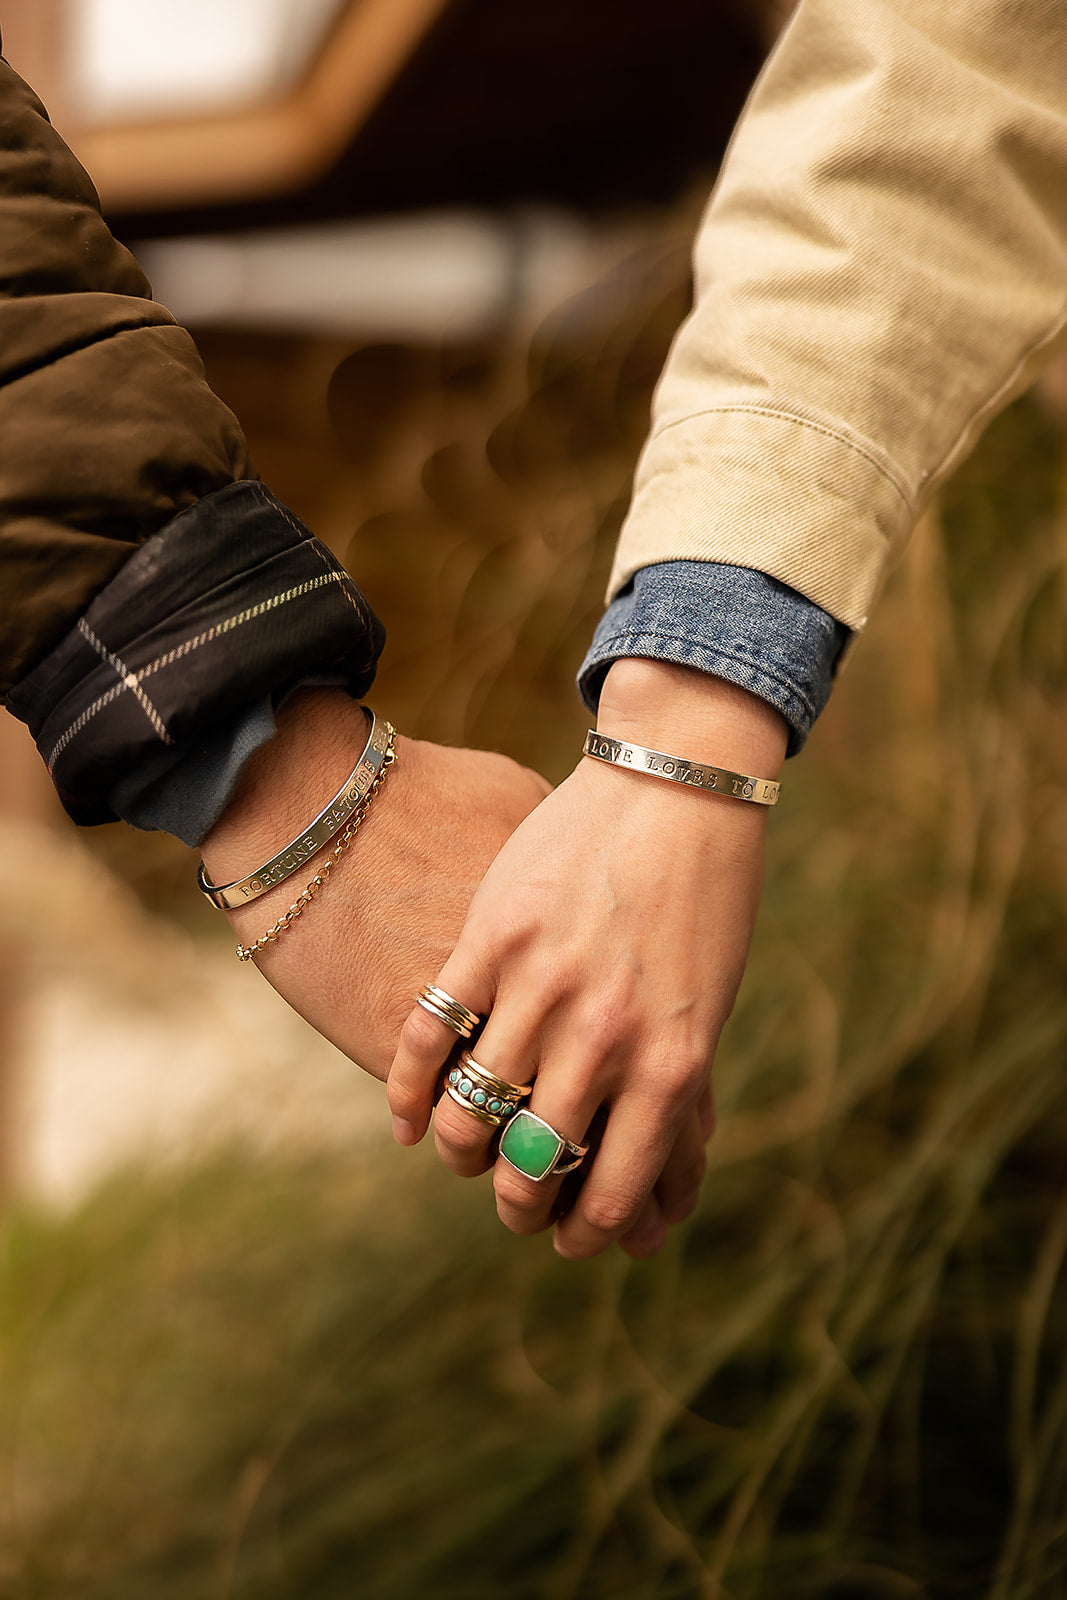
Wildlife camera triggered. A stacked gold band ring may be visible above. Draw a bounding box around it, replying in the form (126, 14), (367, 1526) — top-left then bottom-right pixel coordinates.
(445, 1050), (532, 1128)
(417, 983), (481, 1039)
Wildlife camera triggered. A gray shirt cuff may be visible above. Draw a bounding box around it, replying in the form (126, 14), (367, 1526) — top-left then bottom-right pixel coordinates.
(577, 560), (850, 758)
(108, 695), (279, 847)
(111, 673), (348, 847)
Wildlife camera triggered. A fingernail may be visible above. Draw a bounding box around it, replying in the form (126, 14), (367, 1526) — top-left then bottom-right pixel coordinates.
(392, 1116), (417, 1146)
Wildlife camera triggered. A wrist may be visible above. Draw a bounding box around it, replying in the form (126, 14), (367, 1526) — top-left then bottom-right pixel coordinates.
(596, 659), (788, 777)
(200, 688), (368, 895)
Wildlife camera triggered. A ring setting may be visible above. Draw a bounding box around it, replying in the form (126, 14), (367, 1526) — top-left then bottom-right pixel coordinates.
(445, 1050), (532, 1128)
(497, 1108), (589, 1182)
(417, 983), (481, 1039)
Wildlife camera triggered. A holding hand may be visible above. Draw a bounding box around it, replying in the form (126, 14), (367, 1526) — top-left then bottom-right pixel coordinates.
(388, 661), (787, 1260)
(200, 689), (550, 1080)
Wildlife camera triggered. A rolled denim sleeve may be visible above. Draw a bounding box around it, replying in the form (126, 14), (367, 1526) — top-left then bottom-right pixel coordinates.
(577, 560), (850, 757)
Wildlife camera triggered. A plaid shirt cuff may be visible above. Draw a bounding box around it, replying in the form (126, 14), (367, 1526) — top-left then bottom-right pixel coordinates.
(7, 480), (384, 825)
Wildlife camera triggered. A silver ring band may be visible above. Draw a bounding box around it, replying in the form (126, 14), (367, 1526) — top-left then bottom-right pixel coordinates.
(416, 984), (481, 1038)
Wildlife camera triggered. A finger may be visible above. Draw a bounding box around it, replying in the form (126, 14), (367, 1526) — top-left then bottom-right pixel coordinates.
(695, 1080), (716, 1142)
(431, 1036), (538, 1179)
(552, 1096), (681, 1260)
(387, 957), (494, 1143)
(653, 1108), (708, 1225)
(492, 1066), (604, 1239)
(615, 1193), (669, 1260)
(430, 971), (565, 1175)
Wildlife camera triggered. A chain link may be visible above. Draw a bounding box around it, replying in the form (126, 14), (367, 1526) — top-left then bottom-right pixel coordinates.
(235, 730), (397, 962)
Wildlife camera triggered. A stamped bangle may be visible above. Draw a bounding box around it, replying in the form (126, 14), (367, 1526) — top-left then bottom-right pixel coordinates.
(198, 707), (392, 910)
(234, 723), (396, 961)
(582, 729), (780, 805)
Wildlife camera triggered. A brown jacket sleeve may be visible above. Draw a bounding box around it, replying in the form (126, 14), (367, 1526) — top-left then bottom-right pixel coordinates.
(0, 52), (384, 823)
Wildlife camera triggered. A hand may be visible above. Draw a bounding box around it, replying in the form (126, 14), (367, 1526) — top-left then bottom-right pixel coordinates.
(200, 690), (551, 1080)
(387, 661), (787, 1259)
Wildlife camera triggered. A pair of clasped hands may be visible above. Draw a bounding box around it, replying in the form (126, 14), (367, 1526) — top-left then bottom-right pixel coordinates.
(200, 658), (786, 1259)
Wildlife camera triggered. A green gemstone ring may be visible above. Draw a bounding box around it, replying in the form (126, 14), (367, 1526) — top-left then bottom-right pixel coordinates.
(497, 1108), (589, 1182)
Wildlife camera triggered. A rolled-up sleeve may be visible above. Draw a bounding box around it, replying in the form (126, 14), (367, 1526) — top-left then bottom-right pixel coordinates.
(0, 50), (385, 825)
(579, 559), (849, 756)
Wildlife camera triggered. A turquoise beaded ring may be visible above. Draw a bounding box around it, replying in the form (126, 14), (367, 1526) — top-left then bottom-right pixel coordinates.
(444, 1050), (532, 1129)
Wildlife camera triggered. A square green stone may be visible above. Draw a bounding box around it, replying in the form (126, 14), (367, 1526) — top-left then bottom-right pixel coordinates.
(498, 1110), (563, 1181)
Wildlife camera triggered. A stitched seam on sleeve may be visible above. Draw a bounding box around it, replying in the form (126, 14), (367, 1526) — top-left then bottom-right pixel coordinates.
(47, 569), (346, 770)
(646, 403), (914, 509)
(254, 483), (364, 620)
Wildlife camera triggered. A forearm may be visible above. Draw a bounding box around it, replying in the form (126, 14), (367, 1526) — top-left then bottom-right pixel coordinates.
(198, 688), (370, 939)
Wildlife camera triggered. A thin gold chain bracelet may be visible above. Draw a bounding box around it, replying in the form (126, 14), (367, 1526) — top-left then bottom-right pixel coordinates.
(235, 725), (396, 962)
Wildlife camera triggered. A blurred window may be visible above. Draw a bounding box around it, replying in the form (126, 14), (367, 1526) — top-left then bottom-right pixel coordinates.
(71, 0), (347, 124)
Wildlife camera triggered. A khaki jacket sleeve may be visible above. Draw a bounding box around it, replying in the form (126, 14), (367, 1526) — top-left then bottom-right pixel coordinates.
(608, 0), (1067, 628)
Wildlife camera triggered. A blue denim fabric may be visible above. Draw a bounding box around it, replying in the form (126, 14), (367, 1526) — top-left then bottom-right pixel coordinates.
(578, 561), (850, 758)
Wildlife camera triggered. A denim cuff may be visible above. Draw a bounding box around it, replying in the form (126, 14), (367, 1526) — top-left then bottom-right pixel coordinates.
(578, 561), (850, 758)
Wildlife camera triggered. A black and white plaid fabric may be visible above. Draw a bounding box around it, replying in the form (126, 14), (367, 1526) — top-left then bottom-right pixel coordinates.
(8, 480), (384, 824)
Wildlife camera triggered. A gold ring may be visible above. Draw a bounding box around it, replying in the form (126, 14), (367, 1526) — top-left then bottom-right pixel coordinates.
(416, 983), (481, 1038)
(457, 1050), (531, 1100)
(444, 1050), (532, 1129)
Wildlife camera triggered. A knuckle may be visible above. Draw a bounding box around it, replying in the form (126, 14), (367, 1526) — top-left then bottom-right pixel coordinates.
(467, 902), (529, 963)
(386, 1080), (425, 1120)
(664, 1155), (707, 1206)
(659, 1051), (712, 1106)
(399, 1005), (453, 1058)
(499, 1206), (549, 1237)
(580, 1187), (644, 1237)
(664, 1188), (701, 1225)
(438, 1148), (492, 1179)
(435, 1111), (491, 1157)
(574, 993), (635, 1059)
(493, 1169), (547, 1216)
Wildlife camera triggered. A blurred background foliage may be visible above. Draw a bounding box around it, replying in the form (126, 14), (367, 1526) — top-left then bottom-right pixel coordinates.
(2, 212), (1066, 1596)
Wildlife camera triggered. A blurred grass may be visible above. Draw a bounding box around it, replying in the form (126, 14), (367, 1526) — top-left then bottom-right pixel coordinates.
(22, 229), (1067, 1597)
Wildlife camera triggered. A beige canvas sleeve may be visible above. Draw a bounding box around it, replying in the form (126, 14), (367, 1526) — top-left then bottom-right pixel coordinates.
(608, 0), (1067, 628)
